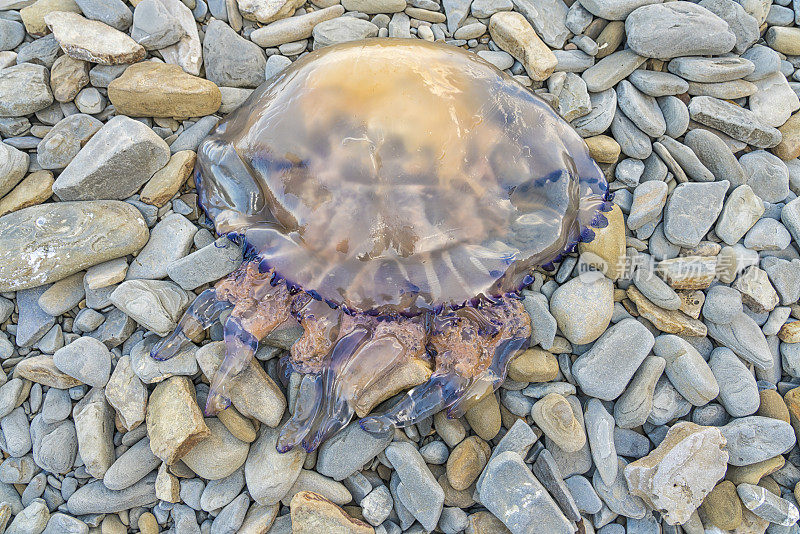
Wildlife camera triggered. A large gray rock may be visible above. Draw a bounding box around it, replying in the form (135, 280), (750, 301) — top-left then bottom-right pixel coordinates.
(572, 318), (655, 400)
(67, 473), (157, 514)
(579, 0), (661, 18)
(316, 422), (392, 481)
(0, 141), (29, 199)
(720, 416), (796, 466)
(52, 116), (170, 201)
(625, 2), (736, 59)
(479, 451), (574, 534)
(0, 64), (54, 117)
(663, 181), (728, 248)
(689, 96), (782, 148)
(0, 201), (149, 292)
(203, 19), (266, 88)
(37, 114), (103, 170)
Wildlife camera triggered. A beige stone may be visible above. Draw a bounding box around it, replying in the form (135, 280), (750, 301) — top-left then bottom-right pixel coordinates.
(0, 171), (53, 217)
(585, 135), (621, 163)
(578, 203), (626, 280)
(238, 0), (305, 23)
(757, 389), (791, 423)
(508, 347), (559, 382)
(250, 5), (344, 47)
(658, 256), (717, 290)
(218, 405), (257, 443)
(353, 357), (431, 417)
(155, 463), (180, 503)
(140, 150), (196, 207)
(624, 421), (728, 525)
(49, 55), (90, 103)
(627, 286), (708, 336)
(195, 342), (286, 427)
(181, 418), (249, 480)
(146, 376), (210, 464)
(438, 473), (476, 508)
(466, 511), (511, 533)
(446, 436), (491, 491)
(465, 391), (502, 442)
(595, 20), (624, 59)
(342, 0), (405, 12)
(15, 355), (83, 388)
(700, 480), (743, 531)
(531, 393), (586, 453)
(19, 0), (80, 35)
(779, 321), (800, 343)
(45, 12), (146, 65)
(108, 62), (221, 118)
(290, 491), (374, 534)
(239, 503), (279, 534)
(727, 456), (785, 486)
(677, 290), (704, 319)
(773, 111), (800, 160)
(489, 11), (557, 81)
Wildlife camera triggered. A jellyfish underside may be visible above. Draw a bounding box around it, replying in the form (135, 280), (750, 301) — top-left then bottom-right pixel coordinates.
(152, 262), (532, 452)
(150, 39), (612, 453)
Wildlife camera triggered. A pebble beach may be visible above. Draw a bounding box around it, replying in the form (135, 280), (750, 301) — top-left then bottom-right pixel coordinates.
(1, 0), (800, 532)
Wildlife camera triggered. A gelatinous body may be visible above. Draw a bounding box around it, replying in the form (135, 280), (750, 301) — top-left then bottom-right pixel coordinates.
(153, 39), (611, 452)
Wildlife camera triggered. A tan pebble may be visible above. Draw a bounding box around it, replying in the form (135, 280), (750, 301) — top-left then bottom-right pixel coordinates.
(446, 435), (491, 491)
(146, 376), (210, 465)
(140, 151), (196, 208)
(757, 389), (791, 423)
(434, 411), (466, 447)
(758, 475), (781, 496)
(138, 512), (159, 534)
(101, 515), (127, 534)
(727, 455), (785, 485)
(578, 204), (626, 280)
(508, 347), (559, 383)
(108, 63), (221, 118)
(627, 286), (707, 336)
(532, 393), (586, 453)
(0, 170), (54, 217)
(488, 11), (557, 81)
(774, 111), (800, 160)
(465, 392), (501, 441)
(585, 135), (621, 163)
(677, 290), (704, 319)
(19, 0), (80, 36)
(154, 463), (181, 503)
(353, 357), (430, 417)
(700, 480), (743, 531)
(217, 405), (257, 443)
(289, 491), (373, 534)
(779, 321), (800, 343)
(438, 474), (476, 508)
(595, 20), (625, 59)
(785, 387), (800, 438)
(466, 510), (511, 534)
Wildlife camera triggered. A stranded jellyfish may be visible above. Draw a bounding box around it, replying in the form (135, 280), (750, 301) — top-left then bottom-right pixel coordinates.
(151, 39), (612, 453)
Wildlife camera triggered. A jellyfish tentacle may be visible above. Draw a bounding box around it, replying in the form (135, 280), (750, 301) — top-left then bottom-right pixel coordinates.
(205, 316), (260, 415)
(278, 314), (427, 452)
(359, 370), (469, 434)
(151, 288), (233, 361)
(360, 296), (531, 434)
(276, 373), (324, 453)
(445, 334), (529, 418)
(197, 261), (294, 416)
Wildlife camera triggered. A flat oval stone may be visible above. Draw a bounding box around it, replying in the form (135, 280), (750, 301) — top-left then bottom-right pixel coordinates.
(626, 2), (736, 60)
(0, 201), (149, 292)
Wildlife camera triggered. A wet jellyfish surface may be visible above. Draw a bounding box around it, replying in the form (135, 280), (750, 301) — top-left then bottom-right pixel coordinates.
(151, 38), (612, 453)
